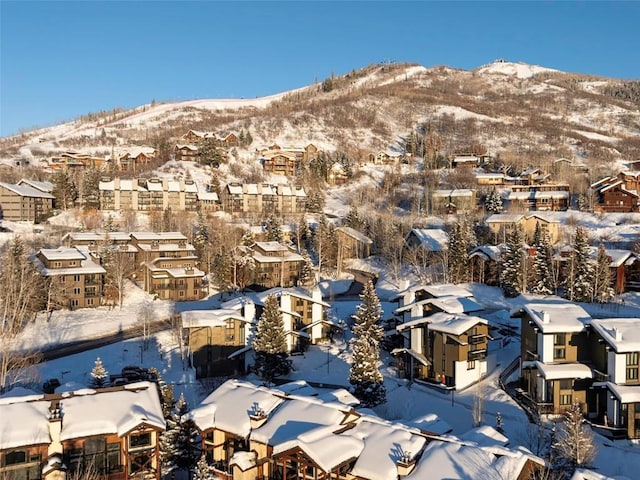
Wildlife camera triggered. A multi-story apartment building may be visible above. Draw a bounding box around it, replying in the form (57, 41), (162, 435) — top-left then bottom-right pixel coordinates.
(0, 382), (165, 480)
(221, 183), (307, 217)
(516, 301), (593, 415)
(31, 247), (106, 309)
(238, 242), (306, 289)
(98, 178), (198, 212)
(506, 184), (570, 211)
(0, 181), (54, 223)
(130, 232), (206, 301)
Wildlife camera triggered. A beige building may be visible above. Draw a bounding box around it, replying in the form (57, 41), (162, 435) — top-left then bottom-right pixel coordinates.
(221, 183), (307, 217)
(0, 181), (54, 223)
(98, 177), (198, 212)
(31, 247), (106, 309)
(485, 213), (561, 244)
(238, 242), (306, 289)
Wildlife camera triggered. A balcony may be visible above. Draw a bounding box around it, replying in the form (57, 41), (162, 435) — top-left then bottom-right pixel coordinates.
(469, 334), (485, 345)
(468, 349), (487, 361)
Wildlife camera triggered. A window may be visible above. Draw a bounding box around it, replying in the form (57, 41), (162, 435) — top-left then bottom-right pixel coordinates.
(129, 432), (151, 449)
(627, 368), (639, 380)
(627, 353), (639, 381)
(553, 333), (567, 360)
(467, 360), (475, 370)
(73, 275), (81, 282)
(73, 288), (81, 295)
(627, 352), (639, 365)
(4, 450), (27, 465)
(559, 379), (573, 389)
(560, 394), (573, 405)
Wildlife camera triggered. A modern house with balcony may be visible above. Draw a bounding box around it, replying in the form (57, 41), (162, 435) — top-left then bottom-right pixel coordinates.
(394, 312), (490, 390)
(586, 318), (640, 439)
(515, 301), (593, 415)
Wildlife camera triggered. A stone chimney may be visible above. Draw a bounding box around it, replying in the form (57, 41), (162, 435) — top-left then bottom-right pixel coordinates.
(47, 400), (63, 457)
(396, 451), (416, 477)
(249, 403), (268, 430)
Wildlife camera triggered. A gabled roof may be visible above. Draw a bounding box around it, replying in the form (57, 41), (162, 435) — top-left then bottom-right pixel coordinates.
(181, 309), (250, 328)
(0, 182), (55, 199)
(336, 226), (373, 245)
(485, 213), (525, 224)
(527, 361), (593, 380)
(425, 312), (488, 336)
(17, 178), (54, 193)
(395, 295), (483, 315)
(407, 228), (448, 252)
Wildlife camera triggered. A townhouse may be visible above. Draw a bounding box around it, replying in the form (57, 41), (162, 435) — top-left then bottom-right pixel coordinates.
(31, 247), (106, 309)
(0, 382), (165, 480)
(189, 379), (543, 480)
(515, 301), (593, 415)
(506, 184), (570, 212)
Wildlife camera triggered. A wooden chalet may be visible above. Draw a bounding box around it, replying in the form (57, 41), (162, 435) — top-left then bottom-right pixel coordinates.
(591, 176), (640, 213)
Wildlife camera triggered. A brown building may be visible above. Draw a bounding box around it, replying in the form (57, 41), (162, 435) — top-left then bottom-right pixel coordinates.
(98, 177), (198, 212)
(32, 247), (106, 309)
(431, 189), (476, 214)
(507, 184), (570, 212)
(515, 302), (592, 415)
(0, 182), (55, 223)
(173, 144), (199, 161)
(239, 242), (306, 289)
(182, 308), (255, 378)
(591, 177), (639, 213)
(395, 312), (490, 390)
(131, 232), (206, 301)
(336, 226), (372, 262)
(0, 382), (165, 480)
(261, 152), (299, 176)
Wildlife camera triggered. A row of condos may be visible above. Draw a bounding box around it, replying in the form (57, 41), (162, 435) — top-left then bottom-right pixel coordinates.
(0, 180), (55, 223)
(188, 379), (544, 480)
(98, 178), (199, 212)
(97, 178), (307, 217)
(221, 183), (307, 216)
(180, 286), (337, 378)
(0, 382), (164, 480)
(34, 231), (207, 308)
(391, 284), (492, 390)
(515, 299), (640, 439)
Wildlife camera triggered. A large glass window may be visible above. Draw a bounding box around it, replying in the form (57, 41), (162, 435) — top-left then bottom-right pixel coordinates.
(553, 333), (567, 360)
(129, 432), (151, 449)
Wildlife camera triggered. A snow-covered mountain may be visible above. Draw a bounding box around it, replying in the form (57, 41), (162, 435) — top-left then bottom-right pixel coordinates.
(1, 60), (639, 172)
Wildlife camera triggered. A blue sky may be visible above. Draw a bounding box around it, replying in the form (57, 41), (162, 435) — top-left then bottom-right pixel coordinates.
(1, 1), (639, 137)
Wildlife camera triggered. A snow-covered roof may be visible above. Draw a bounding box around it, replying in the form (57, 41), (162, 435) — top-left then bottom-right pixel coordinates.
(403, 413), (452, 435)
(458, 425), (509, 448)
(485, 213), (524, 224)
(190, 380), (284, 436)
(130, 231), (187, 242)
(421, 284), (474, 298)
(571, 468), (631, 480)
(408, 228), (448, 252)
(529, 361), (593, 380)
(469, 245), (504, 262)
(425, 312), (488, 336)
(605, 382), (640, 405)
(395, 295), (483, 315)
(181, 309), (249, 328)
(33, 247), (106, 276)
(348, 417), (426, 480)
(432, 189), (474, 198)
(589, 318), (640, 353)
(63, 231), (131, 243)
(38, 247), (86, 261)
(197, 191), (219, 201)
(254, 287), (329, 307)
(0, 397), (51, 449)
(336, 226), (373, 245)
(17, 178), (54, 193)
(512, 301), (590, 333)
(0, 181), (55, 199)
(0, 382), (164, 448)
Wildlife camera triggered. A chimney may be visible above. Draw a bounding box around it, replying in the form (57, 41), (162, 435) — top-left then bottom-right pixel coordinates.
(249, 403), (268, 430)
(47, 400), (63, 457)
(614, 327), (623, 342)
(396, 451), (416, 477)
(541, 311), (550, 324)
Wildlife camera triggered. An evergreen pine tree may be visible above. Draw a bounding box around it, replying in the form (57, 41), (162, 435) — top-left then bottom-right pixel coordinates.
(533, 221), (542, 246)
(212, 252), (233, 292)
(173, 393), (199, 472)
(299, 251), (315, 286)
(162, 207), (175, 232)
(89, 357), (109, 388)
(566, 226), (594, 302)
(209, 171), (221, 196)
(252, 294), (292, 384)
(241, 230), (255, 247)
(193, 211), (210, 263)
(344, 206), (364, 231)
(193, 454), (213, 480)
(485, 188), (503, 214)
(81, 168), (102, 210)
(501, 227), (526, 298)
(52, 169), (78, 210)
(593, 244), (614, 303)
(447, 220), (471, 284)
(531, 230), (555, 295)
(104, 214), (116, 232)
(245, 131), (253, 146)
(264, 214), (284, 243)
(348, 280), (386, 408)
